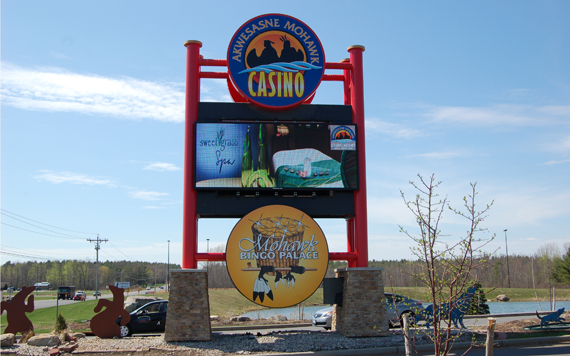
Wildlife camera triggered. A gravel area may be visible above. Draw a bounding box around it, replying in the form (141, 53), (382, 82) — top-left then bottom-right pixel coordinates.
(2, 329), (483, 356)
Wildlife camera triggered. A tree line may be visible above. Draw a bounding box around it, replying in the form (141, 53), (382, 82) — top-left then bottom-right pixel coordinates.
(1, 260), (180, 290)
(2, 244), (568, 290)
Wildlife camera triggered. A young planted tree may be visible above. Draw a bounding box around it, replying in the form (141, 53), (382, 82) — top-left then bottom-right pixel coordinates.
(551, 246), (570, 285)
(466, 280), (490, 315)
(399, 174), (494, 356)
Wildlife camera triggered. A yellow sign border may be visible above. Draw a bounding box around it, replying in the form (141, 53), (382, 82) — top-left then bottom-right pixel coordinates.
(226, 205), (329, 308)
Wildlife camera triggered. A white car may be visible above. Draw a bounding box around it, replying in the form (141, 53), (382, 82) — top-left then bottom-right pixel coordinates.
(312, 293), (425, 329)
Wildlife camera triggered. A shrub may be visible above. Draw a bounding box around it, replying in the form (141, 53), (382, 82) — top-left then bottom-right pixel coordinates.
(54, 313), (68, 333)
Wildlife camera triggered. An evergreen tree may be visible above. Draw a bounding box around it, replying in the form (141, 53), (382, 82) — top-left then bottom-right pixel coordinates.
(467, 281), (490, 315)
(55, 313), (68, 333)
(551, 247), (570, 285)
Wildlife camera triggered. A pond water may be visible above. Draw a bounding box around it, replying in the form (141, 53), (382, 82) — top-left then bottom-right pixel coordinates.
(241, 301), (570, 321)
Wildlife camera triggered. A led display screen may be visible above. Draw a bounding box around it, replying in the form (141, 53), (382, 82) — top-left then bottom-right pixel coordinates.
(195, 122), (358, 190)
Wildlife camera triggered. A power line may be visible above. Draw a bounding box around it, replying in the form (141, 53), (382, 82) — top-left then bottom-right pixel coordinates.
(1, 209), (98, 235)
(0, 249), (53, 260)
(1, 215), (89, 240)
(108, 241), (132, 260)
(100, 249), (122, 261)
(1, 222), (86, 240)
(1, 245), (55, 258)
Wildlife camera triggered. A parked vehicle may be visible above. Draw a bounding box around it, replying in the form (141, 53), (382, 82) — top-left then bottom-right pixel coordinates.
(312, 293), (424, 329)
(73, 291), (86, 301)
(58, 286), (76, 300)
(312, 307), (333, 329)
(93, 291), (101, 297)
(118, 300), (168, 337)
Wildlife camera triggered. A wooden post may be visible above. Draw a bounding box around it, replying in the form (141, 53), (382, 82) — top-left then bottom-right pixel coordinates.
(403, 313), (412, 356)
(486, 317), (496, 356)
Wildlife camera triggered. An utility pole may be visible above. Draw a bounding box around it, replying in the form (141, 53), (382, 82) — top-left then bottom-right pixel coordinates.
(167, 240), (170, 292)
(87, 234), (107, 299)
(504, 229), (511, 288)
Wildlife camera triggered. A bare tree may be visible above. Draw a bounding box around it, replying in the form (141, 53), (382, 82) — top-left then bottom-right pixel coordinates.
(399, 174), (494, 356)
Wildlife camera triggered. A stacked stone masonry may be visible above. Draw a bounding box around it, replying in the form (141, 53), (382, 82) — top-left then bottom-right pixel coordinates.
(164, 269), (211, 342)
(333, 267), (389, 337)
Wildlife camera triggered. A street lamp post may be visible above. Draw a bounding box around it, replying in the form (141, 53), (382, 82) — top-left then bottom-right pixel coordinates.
(504, 229), (511, 288)
(206, 239), (210, 275)
(167, 240), (170, 292)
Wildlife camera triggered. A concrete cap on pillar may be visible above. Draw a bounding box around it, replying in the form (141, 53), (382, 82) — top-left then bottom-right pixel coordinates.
(347, 45), (365, 52)
(184, 40), (203, 48)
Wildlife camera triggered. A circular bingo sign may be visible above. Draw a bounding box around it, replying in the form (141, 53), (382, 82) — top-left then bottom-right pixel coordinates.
(226, 205), (329, 308)
(227, 14), (326, 110)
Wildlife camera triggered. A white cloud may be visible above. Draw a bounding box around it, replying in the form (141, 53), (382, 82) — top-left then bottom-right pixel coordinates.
(543, 135), (570, 154)
(49, 51), (73, 60)
(428, 104), (570, 127)
(486, 190), (570, 228)
(367, 196), (415, 226)
(34, 171), (115, 186)
(128, 190), (169, 201)
(1, 62), (185, 122)
(542, 159), (570, 165)
(365, 118), (422, 139)
(408, 151), (463, 159)
(143, 162), (180, 171)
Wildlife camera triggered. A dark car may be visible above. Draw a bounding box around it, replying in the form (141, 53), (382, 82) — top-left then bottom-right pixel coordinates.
(119, 300), (168, 337)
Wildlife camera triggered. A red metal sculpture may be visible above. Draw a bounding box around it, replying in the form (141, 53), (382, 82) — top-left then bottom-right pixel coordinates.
(1, 286), (35, 339)
(90, 285), (131, 338)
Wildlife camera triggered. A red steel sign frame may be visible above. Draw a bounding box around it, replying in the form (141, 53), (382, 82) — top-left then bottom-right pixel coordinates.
(181, 40), (368, 269)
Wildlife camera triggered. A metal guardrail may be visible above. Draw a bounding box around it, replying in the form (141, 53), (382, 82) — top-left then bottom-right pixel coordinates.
(464, 311), (559, 319)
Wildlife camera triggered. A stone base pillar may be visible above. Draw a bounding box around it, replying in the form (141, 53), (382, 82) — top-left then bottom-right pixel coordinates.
(164, 269), (211, 342)
(332, 267), (389, 337)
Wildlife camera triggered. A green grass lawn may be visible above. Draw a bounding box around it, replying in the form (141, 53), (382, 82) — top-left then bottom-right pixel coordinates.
(1, 299), (100, 334)
(2, 286), (567, 334)
(208, 288), (323, 317)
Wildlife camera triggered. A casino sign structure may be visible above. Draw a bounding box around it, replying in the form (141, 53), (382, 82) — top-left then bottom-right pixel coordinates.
(165, 14), (388, 342)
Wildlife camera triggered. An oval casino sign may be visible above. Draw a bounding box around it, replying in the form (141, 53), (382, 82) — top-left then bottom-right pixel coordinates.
(226, 205), (329, 308)
(227, 14), (325, 110)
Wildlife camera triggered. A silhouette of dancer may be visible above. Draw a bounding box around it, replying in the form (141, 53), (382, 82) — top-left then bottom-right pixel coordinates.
(279, 35), (304, 63)
(1, 286), (35, 339)
(247, 40), (280, 68)
(90, 285), (131, 338)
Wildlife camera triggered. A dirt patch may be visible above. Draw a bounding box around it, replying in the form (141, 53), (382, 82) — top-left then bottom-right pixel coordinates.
(474, 311), (570, 338)
(68, 321), (91, 332)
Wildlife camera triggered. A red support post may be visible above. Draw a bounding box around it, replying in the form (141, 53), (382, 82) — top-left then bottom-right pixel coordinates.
(348, 45), (368, 267)
(346, 218), (357, 267)
(341, 58), (351, 106)
(182, 40), (202, 269)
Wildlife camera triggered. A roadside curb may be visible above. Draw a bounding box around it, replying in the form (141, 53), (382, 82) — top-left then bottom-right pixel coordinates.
(248, 334), (570, 356)
(212, 323), (313, 331)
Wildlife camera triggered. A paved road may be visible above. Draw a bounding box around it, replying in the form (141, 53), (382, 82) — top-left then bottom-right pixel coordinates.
(407, 343), (570, 356)
(33, 293), (114, 309)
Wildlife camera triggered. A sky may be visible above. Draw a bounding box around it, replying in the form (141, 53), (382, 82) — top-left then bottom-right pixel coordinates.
(1, 1), (569, 268)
